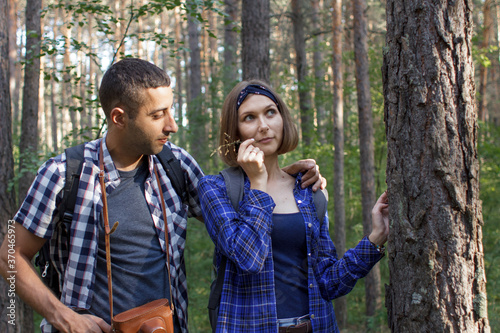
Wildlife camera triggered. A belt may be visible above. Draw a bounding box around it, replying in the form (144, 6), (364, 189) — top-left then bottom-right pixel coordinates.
(278, 320), (312, 333)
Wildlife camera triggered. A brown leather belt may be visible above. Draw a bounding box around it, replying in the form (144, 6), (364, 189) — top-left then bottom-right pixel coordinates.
(278, 320), (312, 333)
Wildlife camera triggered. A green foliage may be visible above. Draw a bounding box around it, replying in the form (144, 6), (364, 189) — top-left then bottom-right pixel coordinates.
(478, 122), (500, 328)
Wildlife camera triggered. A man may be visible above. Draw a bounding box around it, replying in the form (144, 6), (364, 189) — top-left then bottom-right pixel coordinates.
(0, 58), (324, 333)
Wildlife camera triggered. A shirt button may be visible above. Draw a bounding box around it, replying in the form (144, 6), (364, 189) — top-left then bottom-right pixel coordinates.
(308, 223), (312, 228)
(309, 284), (313, 288)
(308, 253), (311, 256)
(311, 314), (315, 319)
(297, 200), (302, 204)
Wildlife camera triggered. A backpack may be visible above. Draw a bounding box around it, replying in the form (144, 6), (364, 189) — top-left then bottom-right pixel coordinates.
(207, 166), (327, 332)
(35, 143), (187, 297)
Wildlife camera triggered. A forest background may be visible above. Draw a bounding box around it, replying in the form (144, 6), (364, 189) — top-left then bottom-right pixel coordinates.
(1, 0), (499, 332)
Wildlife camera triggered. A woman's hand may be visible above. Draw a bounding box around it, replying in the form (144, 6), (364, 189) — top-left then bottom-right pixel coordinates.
(368, 191), (389, 247)
(237, 139), (267, 191)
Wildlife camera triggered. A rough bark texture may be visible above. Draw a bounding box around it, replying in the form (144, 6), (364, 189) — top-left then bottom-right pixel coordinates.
(18, 0), (41, 206)
(291, 0), (313, 150)
(383, 1), (490, 332)
(353, 0), (381, 318)
(332, 0), (347, 327)
(241, 0), (270, 82)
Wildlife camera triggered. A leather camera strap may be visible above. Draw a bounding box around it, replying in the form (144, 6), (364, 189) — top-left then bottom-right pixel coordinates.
(99, 145), (174, 322)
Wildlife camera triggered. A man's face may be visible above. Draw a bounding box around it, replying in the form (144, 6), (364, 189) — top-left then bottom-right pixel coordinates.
(125, 86), (177, 156)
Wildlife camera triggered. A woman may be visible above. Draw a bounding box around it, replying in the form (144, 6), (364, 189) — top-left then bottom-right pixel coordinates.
(198, 80), (389, 332)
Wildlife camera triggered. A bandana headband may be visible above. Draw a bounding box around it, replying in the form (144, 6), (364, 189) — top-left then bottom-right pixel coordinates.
(236, 84), (279, 110)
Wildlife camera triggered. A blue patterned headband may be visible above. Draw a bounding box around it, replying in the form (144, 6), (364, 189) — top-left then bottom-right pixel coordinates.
(236, 84), (279, 110)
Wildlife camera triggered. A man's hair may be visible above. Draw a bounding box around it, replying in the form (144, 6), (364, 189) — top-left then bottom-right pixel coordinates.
(219, 80), (298, 167)
(99, 58), (171, 119)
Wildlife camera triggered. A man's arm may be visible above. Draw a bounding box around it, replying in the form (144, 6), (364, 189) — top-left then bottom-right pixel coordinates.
(282, 159), (327, 191)
(0, 222), (109, 333)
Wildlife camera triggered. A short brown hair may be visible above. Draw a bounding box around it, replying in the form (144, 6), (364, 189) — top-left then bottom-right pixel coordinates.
(219, 80), (298, 166)
(99, 58), (171, 119)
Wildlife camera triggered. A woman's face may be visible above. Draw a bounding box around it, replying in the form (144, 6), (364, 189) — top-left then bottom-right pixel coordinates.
(237, 94), (283, 156)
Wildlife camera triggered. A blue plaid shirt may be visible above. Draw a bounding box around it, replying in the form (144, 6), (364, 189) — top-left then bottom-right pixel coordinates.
(14, 134), (203, 333)
(199, 173), (384, 333)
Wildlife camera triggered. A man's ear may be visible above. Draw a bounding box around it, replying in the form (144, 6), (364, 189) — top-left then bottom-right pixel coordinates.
(110, 107), (126, 128)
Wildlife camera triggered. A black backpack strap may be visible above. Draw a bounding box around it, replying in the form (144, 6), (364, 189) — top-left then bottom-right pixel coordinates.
(59, 143), (86, 231)
(207, 167), (244, 323)
(312, 189), (327, 226)
(156, 145), (187, 203)
(36, 143), (85, 296)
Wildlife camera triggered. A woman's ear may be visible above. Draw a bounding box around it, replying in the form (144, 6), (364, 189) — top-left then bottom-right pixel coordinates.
(110, 107), (126, 128)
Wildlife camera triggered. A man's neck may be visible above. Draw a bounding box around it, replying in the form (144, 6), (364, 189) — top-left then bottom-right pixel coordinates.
(105, 134), (145, 171)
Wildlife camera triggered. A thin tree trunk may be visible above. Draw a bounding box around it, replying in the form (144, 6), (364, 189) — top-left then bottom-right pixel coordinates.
(291, 0), (313, 151)
(332, 0), (347, 327)
(312, 0), (327, 144)
(173, 8), (184, 147)
(0, 1), (19, 331)
(383, 0), (490, 331)
(353, 0), (380, 321)
(16, 0), (40, 330)
(50, 51), (58, 152)
(18, 0), (41, 206)
(8, 0), (20, 136)
(478, 0), (492, 122)
(241, 0), (270, 82)
(187, 1), (205, 164)
(223, 0), (238, 95)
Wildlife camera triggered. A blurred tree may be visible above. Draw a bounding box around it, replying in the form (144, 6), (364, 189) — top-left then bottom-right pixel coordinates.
(332, 0), (347, 328)
(353, 0), (381, 321)
(241, 0), (270, 82)
(291, 0), (314, 151)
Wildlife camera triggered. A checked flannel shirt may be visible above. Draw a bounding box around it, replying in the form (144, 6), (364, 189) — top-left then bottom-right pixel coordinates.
(199, 173), (384, 333)
(14, 134), (204, 333)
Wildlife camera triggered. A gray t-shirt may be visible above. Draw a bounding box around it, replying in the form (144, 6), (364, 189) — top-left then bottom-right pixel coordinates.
(88, 161), (179, 331)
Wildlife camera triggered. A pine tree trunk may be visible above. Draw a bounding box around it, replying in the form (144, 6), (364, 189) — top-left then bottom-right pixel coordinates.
(332, 0), (347, 327)
(18, 0), (41, 206)
(291, 0), (313, 151)
(312, 0), (327, 144)
(223, 0), (238, 95)
(478, 0), (492, 122)
(383, 0), (491, 331)
(241, 0), (270, 82)
(187, 1), (205, 165)
(353, 0), (380, 320)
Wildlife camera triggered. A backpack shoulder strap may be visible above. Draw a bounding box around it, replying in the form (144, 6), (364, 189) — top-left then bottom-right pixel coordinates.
(207, 166), (244, 312)
(58, 143), (86, 226)
(156, 145), (187, 203)
(312, 189), (327, 226)
(220, 166), (245, 210)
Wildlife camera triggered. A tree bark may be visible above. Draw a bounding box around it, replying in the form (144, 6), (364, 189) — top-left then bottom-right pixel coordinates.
(173, 8), (184, 147)
(18, 0), (41, 207)
(353, 0), (380, 320)
(223, 0), (238, 95)
(332, 0), (347, 328)
(291, 0), (314, 151)
(312, 0), (327, 144)
(8, 0), (20, 136)
(0, 2), (18, 331)
(241, 0), (270, 82)
(187, 1), (206, 165)
(478, 0), (492, 123)
(9, 0), (37, 330)
(383, 0), (491, 331)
